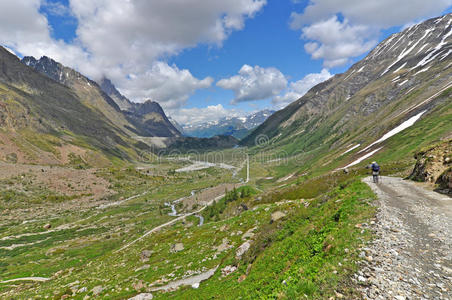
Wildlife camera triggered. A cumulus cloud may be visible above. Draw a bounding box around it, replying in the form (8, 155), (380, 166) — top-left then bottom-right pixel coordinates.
(69, 0), (266, 73)
(170, 104), (243, 126)
(0, 0), (266, 109)
(116, 62), (213, 109)
(290, 0), (452, 28)
(217, 65), (287, 103)
(273, 68), (333, 107)
(301, 16), (377, 67)
(290, 0), (452, 67)
(0, 0), (101, 78)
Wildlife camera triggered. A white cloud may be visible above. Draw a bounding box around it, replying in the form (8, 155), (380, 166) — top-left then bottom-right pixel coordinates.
(290, 0), (452, 28)
(116, 62), (213, 110)
(0, 0), (266, 109)
(273, 68), (333, 107)
(41, 1), (74, 17)
(301, 16), (377, 67)
(290, 0), (452, 67)
(69, 0), (266, 72)
(217, 64), (287, 102)
(170, 104), (243, 126)
(0, 0), (100, 77)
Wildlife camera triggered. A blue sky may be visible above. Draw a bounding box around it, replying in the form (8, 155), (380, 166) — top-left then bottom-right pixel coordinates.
(2, 0), (451, 125)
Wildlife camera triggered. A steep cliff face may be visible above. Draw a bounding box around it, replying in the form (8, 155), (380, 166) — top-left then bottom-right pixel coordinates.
(242, 14), (452, 157)
(124, 100), (181, 137)
(98, 77), (133, 111)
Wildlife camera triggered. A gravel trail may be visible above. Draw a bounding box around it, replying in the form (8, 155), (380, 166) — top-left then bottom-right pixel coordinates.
(359, 176), (452, 299)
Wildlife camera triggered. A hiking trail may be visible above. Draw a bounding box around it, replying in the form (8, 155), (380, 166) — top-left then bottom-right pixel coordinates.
(360, 176), (452, 299)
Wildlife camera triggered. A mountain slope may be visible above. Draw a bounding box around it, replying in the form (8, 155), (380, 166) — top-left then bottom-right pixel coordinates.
(0, 47), (146, 165)
(124, 100), (181, 137)
(242, 14), (452, 169)
(168, 116), (185, 135)
(97, 76), (180, 137)
(22, 56), (180, 138)
(21, 56), (136, 136)
(183, 109), (275, 139)
(98, 77), (133, 111)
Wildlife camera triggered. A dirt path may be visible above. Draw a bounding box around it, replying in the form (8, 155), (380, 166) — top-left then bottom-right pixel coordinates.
(360, 176), (452, 299)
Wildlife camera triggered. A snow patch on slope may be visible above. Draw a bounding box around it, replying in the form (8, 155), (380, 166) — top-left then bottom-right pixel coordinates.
(341, 144), (361, 156)
(359, 110), (426, 154)
(343, 147), (383, 169)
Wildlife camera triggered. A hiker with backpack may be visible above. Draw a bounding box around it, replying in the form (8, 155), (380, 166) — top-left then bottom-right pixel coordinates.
(367, 161), (381, 183)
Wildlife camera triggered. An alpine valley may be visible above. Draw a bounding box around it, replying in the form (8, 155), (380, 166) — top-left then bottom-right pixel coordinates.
(0, 11), (451, 300)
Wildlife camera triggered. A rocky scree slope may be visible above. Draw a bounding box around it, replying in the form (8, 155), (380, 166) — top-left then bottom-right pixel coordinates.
(242, 14), (452, 163)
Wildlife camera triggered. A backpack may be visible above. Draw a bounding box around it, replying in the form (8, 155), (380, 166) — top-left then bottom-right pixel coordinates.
(372, 163), (380, 172)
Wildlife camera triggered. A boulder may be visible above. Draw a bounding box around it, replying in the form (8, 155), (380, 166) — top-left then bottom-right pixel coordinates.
(236, 241), (251, 259)
(214, 238), (232, 253)
(135, 265), (150, 272)
(221, 265), (237, 277)
(91, 286), (103, 296)
(241, 227), (257, 241)
(140, 250), (153, 262)
(171, 243), (184, 253)
(191, 282), (200, 289)
(270, 211), (286, 223)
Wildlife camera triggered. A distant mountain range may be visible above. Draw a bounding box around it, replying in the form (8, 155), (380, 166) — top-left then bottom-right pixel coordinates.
(182, 109), (275, 139)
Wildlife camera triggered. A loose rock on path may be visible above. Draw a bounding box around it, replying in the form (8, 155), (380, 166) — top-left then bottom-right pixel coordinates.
(359, 176), (452, 299)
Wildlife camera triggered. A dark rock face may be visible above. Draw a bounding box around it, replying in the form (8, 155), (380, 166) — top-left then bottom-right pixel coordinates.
(22, 56), (63, 83)
(96, 77), (181, 137)
(99, 77), (133, 111)
(166, 135), (239, 153)
(132, 100), (166, 116)
(436, 168), (452, 195)
(124, 100), (181, 138)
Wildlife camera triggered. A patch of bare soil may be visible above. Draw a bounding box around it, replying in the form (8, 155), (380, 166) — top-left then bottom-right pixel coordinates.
(0, 132), (58, 165)
(0, 162), (114, 219)
(57, 144), (87, 164)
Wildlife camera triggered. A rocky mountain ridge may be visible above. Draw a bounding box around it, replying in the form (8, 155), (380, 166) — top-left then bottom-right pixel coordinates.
(22, 56), (180, 138)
